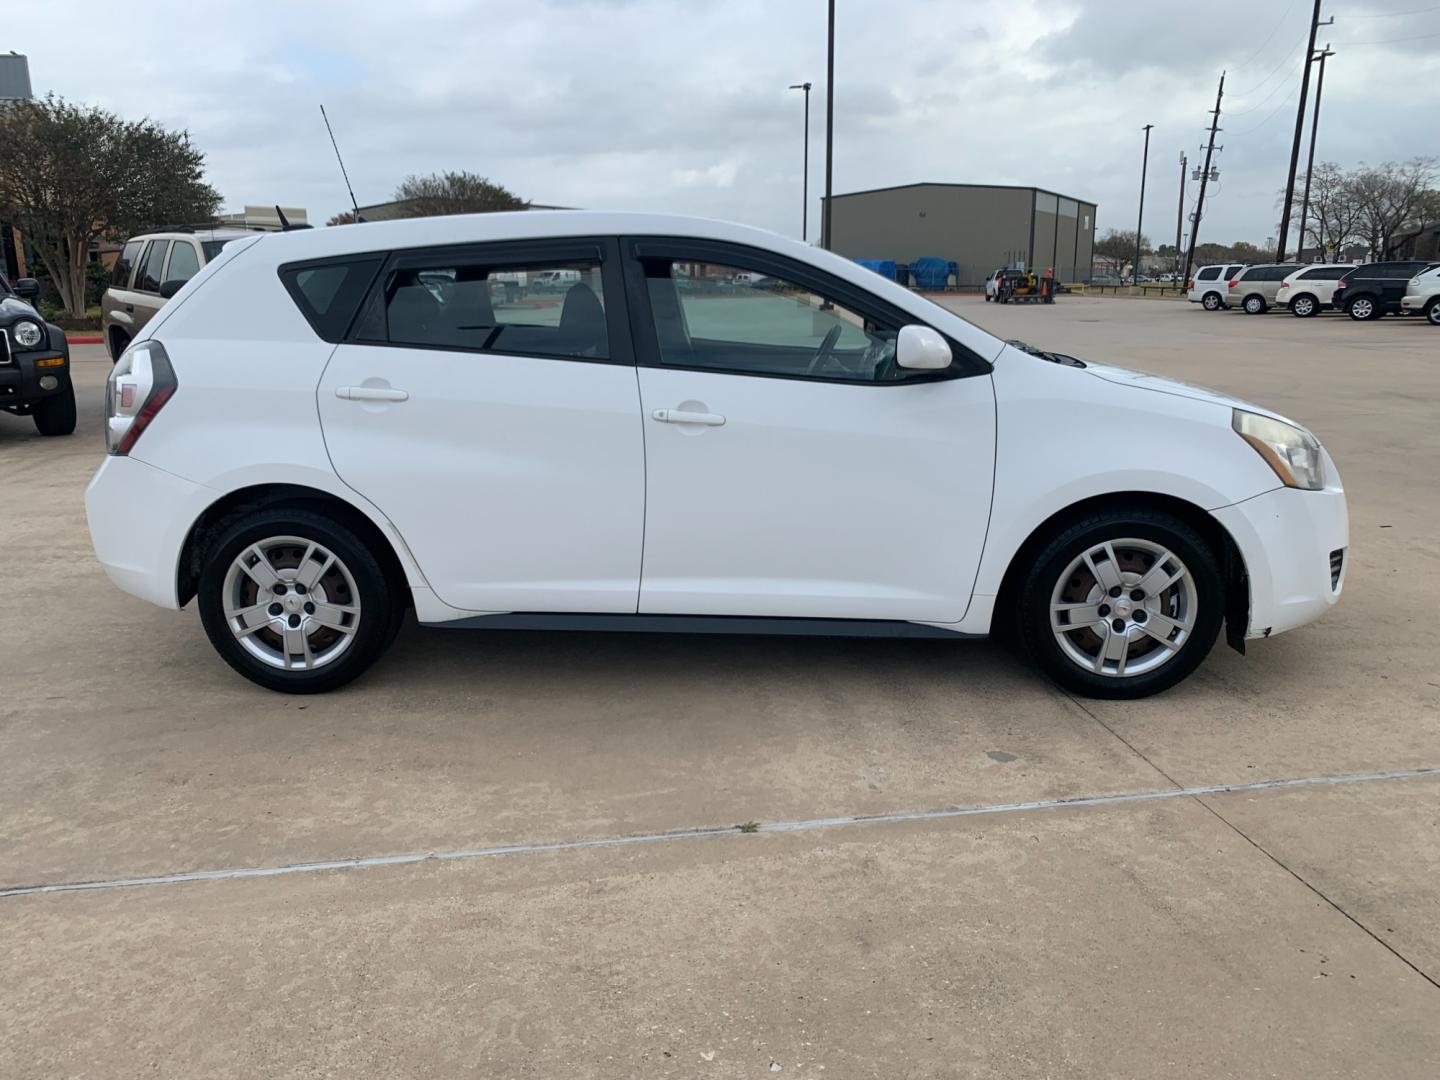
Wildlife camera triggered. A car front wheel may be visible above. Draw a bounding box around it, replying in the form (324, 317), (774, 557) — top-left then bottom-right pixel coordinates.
(1017, 508), (1224, 699)
(197, 508), (400, 693)
(32, 385), (77, 436)
(1426, 298), (1440, 327)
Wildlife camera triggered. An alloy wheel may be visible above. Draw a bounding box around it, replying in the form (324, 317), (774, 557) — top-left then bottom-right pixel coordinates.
(1428, 300), (1440, 326)
(1049, 538), (1197, 678)
(1202, 293), (1220, 311)
(220, 535), (361, 670)
(1351, 297), (1375, 320)
(1293, 296), (1315, 316)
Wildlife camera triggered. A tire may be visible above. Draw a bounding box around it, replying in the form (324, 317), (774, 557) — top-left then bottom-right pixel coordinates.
(108, 328), (130, 363)
(1347, 295), (1381, 321)
(1201, 291), (1222, 311)
(1426, 298), (1440, 327)
(32, 385), (77, 436)
(197, 507), (401, 693)
(1290, 294), (1318, 317)
(1016, 507), (1224, 699)
(1242, 295), (1266, 315)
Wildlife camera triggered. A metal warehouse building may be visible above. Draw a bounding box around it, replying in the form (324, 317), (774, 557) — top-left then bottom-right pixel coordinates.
(824, 182), (1098, 287)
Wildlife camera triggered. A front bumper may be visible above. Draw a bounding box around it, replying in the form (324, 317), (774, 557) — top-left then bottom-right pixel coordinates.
(1211, 472), (1348, 639)
(85, 455), (211, 610)
(0, 351), (70, 409)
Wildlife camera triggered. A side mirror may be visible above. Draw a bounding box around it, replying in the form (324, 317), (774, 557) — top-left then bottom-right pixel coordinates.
(896, 324), (952, 370)
(14, 277), (39, 300)
(159, 279), (186, 299)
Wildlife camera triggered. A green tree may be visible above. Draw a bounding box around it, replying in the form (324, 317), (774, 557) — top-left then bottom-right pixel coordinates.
(1093, 228), (1151, 279)
(0, 95), (221, 318)
(391, 171), (528, 218)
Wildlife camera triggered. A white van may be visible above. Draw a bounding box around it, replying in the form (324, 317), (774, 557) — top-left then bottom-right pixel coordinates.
(1188, 264), (1246, 310)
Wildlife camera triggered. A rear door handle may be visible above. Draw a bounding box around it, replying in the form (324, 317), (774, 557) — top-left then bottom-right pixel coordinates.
(651, 408), (724, 426)
(336, 385), (409, 402)
(124, 304), (134, 313)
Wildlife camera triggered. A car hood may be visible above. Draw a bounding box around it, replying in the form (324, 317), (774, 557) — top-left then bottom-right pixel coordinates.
(1080, 360), (1295, 424)
(0, 296), (41, 321)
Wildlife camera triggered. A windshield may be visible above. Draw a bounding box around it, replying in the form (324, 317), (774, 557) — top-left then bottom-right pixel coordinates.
(0, 274), (12, 297)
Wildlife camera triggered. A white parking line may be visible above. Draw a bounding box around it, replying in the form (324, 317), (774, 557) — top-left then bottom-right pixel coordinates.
(4, 767), (1435, 900)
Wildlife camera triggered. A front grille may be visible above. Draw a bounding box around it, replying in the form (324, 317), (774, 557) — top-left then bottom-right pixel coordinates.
(0, 328), (10, 365)
(1330, 548), (1345, 591)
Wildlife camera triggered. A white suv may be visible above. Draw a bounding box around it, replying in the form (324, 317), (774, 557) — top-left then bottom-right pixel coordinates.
(1275, 264), (1353, 317)
(85, 212), (1348, 698)
(1188, 264), (1246, 310)
(1399, 264), (1440, 325)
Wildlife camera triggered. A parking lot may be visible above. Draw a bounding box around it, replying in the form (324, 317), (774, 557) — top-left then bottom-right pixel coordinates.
(3, 297), (1438, 1077)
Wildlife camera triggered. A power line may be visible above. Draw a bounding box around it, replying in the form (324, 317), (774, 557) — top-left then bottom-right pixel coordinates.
(1336, 28), (1440, 44)
(1339, 3), (1440, 15)
(1231, 86), (1301, 136)
(1227, 54), (1306, 115)
(1229, 0), (1299, 71)
(1227, 38), (1305, 99)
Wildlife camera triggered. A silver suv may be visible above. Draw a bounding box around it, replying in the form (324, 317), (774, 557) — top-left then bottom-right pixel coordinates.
(101, 229), (251, 359)
(1228, 264), (1304, 315)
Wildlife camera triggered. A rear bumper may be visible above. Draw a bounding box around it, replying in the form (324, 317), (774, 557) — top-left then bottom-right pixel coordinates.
(1211, 475), (1348, 640)
(1399, 295), (1430, 313)
(85, 455), (210, 609)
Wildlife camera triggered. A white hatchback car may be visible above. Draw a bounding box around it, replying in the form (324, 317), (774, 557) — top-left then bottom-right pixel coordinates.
(86, 212), (1348, 698)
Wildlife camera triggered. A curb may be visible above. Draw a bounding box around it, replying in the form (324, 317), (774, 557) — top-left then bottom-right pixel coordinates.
(66, 335), (104, 345)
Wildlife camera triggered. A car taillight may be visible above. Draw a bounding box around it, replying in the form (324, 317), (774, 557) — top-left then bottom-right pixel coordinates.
(1336, 280), (1347, 290)
(1187, 279), (1194, 289)
(105, 339), (177, 456)
(1228, 280), (1238, 288)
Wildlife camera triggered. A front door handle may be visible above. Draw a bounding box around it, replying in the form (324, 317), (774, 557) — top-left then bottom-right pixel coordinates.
(652, 408), (725, 427)
(336, 385), (409, 402)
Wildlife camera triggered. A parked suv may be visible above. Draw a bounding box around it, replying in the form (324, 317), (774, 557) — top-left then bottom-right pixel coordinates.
(0, 272), (75, 436)
(1275, 264), (1352, 317)
(1187, 264), (1246, 310)
(101, 229), (251, 359)
(1227, 264), (1303, 314)
(1399, 264), (1440, 325)
(1330, 260), (1439, 321)
(85, 212), (1347, 699)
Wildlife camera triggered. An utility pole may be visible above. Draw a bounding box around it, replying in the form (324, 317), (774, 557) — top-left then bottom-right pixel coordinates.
(1296, 44), (1334, 263)
(789, 82), (813, 242)
(822, 0), (835, 250)
(1183, 72), (1225, 286)
(1133, 124), (1153, 289)
(1276, 0), (1325, 261)
(1175, 152), (1187, 277)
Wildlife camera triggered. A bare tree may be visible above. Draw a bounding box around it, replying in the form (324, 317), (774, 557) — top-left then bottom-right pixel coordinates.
(0, 95), (220, 317)
(391, 172), (528, 218)
(1093, 228), (1150, 279)
(1347, 158), (1439, 258)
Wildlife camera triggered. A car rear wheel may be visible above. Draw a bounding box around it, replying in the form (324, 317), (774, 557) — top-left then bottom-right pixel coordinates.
(1201, 291), (1223, 311)
(1290, 294), (1317, 317)
(1243, 295), (1266, 315)
(197, 508), (401, 693)
(32, 385), (76, 436)
(1347, 295), (1380, 321)
(108, 328), (130, 363)
(1017, 508), (1224, 699)
(1426, 298), (1440, 327)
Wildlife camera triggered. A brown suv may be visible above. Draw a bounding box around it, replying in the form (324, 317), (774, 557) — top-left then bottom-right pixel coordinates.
(101, 229), (251, 359)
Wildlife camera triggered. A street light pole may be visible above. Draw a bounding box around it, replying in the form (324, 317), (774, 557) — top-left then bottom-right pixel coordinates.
(1296, 45), (1334, 263)
(822, 0), (835, 251)
(789, 82), (813, 242)
(1134, 124), (1153, 288)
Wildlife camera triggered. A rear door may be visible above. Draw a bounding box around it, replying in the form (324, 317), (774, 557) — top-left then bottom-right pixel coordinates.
(623, 238), (995, 623)
(313, 238), (647, 614)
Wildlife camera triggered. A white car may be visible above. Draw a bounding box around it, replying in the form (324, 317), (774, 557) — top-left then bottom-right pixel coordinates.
(1275, 264), (1353, 317)
(1187, 263), (1246, 310)
(1399, 265), (1440, 325)
(85, 212), (1348, 698)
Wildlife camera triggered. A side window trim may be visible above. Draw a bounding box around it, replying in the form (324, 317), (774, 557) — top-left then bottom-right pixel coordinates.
(347, 236), (635, 367)
(163, 240), (200, 284)
(621, 236), (988, 382)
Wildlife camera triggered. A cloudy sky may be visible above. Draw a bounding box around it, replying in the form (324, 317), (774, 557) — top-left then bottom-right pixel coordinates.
(9, 0), (1439, 246)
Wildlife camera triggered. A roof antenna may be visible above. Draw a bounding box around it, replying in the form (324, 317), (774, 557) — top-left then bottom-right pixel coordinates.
(274, 205), (311, 231)
(320, 104), (363, 222)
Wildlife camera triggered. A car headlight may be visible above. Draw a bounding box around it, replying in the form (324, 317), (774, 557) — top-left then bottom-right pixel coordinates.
(11, 319), (45, 349)
(1233, 409), (1325, 490)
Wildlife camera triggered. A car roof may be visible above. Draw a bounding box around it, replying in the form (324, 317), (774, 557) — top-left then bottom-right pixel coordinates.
(129, 229), (258, 243)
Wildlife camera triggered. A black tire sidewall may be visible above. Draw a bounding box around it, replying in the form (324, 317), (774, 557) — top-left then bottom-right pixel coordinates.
(1349, 296), (1378, 320)
(1018, 510), (1225, 699)
(1426, 299), (1440, 326)
(33, 386), (77, 436)
(1244, 296), (1264, 314)
(1292, 296), (1315, 317)
(197, 508), (396, 693)
(1202, 293), (1220, 310)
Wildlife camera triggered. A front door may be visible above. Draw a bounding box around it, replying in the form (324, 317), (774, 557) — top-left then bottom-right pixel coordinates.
(624, 241), (996, 623)
(316, 239), (646, 613)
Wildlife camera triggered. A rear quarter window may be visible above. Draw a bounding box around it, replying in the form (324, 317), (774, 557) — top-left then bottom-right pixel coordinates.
(280, 257), (384, 342)
(1198, 267), (1220, 281)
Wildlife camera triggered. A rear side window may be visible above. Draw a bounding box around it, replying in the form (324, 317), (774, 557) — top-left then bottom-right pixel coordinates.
(1197, 267), (1220, 281)
(165, 241), (200, 285)
(1299, 267), (1345, 280)
(280, 257), (384, 342)
(377, 259), (609, 359)
(112, 240), (143, 288)
(1227, 265), (1245, 277)
(201, 240), (231, 261)
(136, 240), (170, 293)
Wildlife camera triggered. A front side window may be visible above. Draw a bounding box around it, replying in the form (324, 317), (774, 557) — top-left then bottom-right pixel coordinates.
(113, 240), (143, 289)
(165, 241), (200, 285)
(645, 260), (908, 383)
(381, 260), (607, 359)
(1299, 266), (1345, 280)
(136, 240), (170, 293)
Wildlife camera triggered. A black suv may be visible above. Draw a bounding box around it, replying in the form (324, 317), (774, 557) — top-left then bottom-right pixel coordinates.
(0, 274), (76, 436)
(1331, 260), (1440, 321)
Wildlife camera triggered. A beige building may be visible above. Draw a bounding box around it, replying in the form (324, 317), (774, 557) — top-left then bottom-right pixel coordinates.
(824, 182), (1098, 286)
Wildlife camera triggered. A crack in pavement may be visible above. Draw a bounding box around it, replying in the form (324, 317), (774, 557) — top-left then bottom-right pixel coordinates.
(2, 766), (1435, 900)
